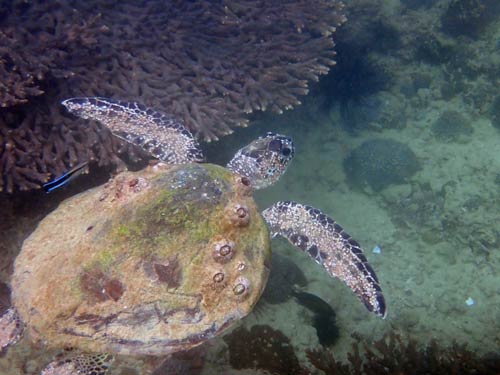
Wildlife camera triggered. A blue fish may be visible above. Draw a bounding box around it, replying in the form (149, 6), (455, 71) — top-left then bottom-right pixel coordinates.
(43, 161), (89, 193)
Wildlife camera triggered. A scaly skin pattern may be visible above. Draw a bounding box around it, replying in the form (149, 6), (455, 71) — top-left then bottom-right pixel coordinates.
(227, 132), (294, 189)
(41, 353), (114, 375)
(62, 97), (204, 164)
(12, 163), (270, 356)
(262, 201), (386, 318)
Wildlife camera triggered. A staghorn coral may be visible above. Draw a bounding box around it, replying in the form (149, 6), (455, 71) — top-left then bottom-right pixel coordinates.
(0, 1), (106, 107)
(0, 95), (147, 193)
(306, 332), (500, 375)
(224, 328), (500, 374)
(75, 0), (346, 140)
(1, 0), (345, 192)
(1, 0), (346, 137)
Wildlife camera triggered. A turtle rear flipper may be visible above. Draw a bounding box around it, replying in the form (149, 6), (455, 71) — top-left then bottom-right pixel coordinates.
(0, 307), (24, 354)
(41, 353), (114, 375)
(62, 97), (204, 164)
(262, 201), (386, 318)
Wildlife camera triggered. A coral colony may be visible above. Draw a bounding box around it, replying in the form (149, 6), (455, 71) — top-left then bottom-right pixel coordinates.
(0, 0), (345, 192)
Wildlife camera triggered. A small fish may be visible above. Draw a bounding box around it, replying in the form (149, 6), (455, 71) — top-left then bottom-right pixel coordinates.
(43, 161), (89, 193)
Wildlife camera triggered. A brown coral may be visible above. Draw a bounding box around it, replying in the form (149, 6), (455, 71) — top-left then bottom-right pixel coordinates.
(71, 0), (346, 140)
(306, 332), (500, 375)
(0, 95), (146, 193)
(0, 0), (345, 192)
(0, 1), (106, 107)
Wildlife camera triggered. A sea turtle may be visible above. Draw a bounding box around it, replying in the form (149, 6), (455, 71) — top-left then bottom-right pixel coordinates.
(0, 97), (386, 374)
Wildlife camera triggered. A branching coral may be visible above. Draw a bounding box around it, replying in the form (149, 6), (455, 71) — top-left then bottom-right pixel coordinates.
(0, 1), (106, 107)
(1, 0), (346, 135)
(73, 0), (346, 140)
(307, 332), (500, 375)
(0, 95), (146, 193)
(223, 326), (500, 374)
(1, 0), (345, 192)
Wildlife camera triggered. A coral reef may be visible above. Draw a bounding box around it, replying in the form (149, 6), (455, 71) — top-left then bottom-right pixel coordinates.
(441, 0), (500, 37)
(306, 332), (500, 374)
(363, 333), (500, 374)
(431, 110), (473, 143)
(0, 1), (104, 108)
(307, 333), (500, 375)
(0, 0), (346, 192)
(0, 95), (146, 193)
(414, 33), (456, 65)
(224, 325), (307, 375)
(224, 327), (500, 374)
(343, 139), (420, 192)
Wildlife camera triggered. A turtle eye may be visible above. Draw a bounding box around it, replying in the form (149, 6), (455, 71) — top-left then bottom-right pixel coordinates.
(268, 139), (282, 152)
(282, 147), (291, 156)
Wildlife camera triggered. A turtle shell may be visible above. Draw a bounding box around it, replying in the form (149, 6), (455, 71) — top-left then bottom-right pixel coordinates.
(12, 163), (271, 356)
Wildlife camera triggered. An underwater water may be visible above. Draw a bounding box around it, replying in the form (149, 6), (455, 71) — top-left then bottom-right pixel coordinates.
(1, 0), (500, 374)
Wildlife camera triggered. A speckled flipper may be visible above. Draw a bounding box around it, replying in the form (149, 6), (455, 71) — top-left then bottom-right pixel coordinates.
(41, 353), (114, 375)
(0, 308), (23, 353)
(62, 97), (204, 164)
(227, 132), (294, 189)
(262, 201), (386, 318)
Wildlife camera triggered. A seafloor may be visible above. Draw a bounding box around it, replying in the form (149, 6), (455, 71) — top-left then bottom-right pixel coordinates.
(1, 0), (500, 374)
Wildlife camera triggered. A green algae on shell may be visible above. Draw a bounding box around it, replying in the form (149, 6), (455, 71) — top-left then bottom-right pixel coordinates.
(12, 163), (271, 356)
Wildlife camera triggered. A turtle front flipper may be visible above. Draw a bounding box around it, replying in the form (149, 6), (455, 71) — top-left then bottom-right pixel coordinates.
(62, 97), (204, 164)
(262, 201), (387, 318)
(41, 353), (114, 375)
(0, 307), (24, 354)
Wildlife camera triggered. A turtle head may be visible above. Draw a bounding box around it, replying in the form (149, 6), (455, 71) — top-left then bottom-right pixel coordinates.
(227, 132), (294, 189)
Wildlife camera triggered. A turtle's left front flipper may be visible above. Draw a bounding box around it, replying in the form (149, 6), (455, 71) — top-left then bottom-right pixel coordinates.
(262, 201), (386, 318)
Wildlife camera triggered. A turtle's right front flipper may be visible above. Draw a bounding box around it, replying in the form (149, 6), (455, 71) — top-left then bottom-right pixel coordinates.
(0, 307), (24, 354)
(62, 97), (204, 164)
(262, 201), (386, 318)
